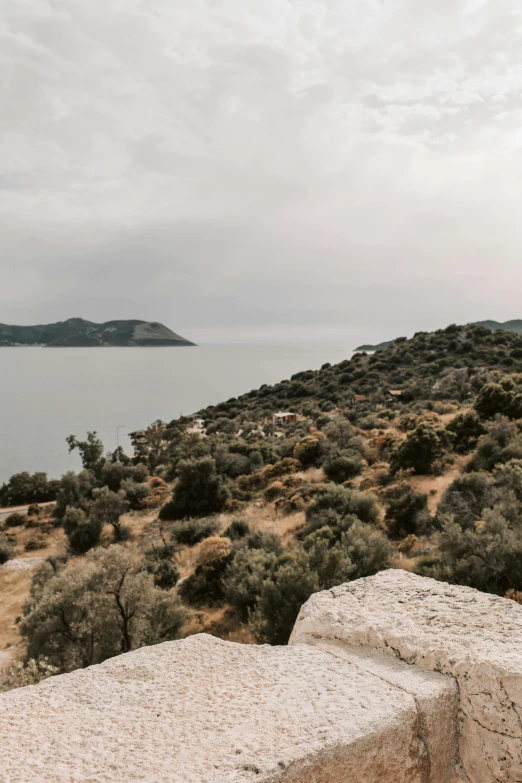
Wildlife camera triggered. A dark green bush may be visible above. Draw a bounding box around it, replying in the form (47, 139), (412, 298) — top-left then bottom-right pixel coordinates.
(0, 535), (14, 564)
(223, 548), (278, 620)
(323, 453), (363, 483)
(53, 470), (96, 520)
(445, 411), (485, 454)
(437, 473), (494, 530)
(385, 489), (428, 538)
(160, 458), (229, 520)
(306, 485), (381, 527)
(475, 378), (522, 420)
(62, 508), (102, 555)
(144, 543), (179, 590)
(0, 472), (59, 507)
(246, 531), (282, 553)
(4, 512), (27, 528)
(293, 435), (327, 468)
(179, 537), (234, 605)
(250, 520), (392, 645)
(417, 511), (522, 595)
(467, 418), (522, 472)
(224, 520), (250, 540)
(121, 479), (151, 511)
(391, 424), (452, 475)
(171, 517), (220, 546)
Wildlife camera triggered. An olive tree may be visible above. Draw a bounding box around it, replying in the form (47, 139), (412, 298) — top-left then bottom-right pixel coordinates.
(20, 544), (186, 673)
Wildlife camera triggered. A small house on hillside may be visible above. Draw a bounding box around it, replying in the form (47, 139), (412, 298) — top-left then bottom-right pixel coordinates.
(388, 390), (404, 401)
(274, 411), (298, 424)
(348, 394), (368, 406)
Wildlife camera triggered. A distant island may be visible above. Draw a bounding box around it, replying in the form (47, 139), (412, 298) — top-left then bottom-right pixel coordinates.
(355, 339), (400, 353)
(355, 320), (522, 352)
(0, 318), (196, 347)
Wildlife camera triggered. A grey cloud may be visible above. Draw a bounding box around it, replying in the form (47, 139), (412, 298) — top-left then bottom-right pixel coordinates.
(2, 0), (522, 342)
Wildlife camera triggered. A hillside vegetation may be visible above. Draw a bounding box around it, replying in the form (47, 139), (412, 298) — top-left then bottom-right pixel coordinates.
(0, 318), (195, 347)
(2, 322), (522, 689)
(356, 319), (522, 352)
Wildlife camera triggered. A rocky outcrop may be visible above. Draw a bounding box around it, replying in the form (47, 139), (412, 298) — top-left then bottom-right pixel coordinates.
(291, 570), (522, 783)
(1, 571), (521, 782)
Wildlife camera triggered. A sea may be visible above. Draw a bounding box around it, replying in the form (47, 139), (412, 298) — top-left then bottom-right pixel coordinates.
(0, 343), (356, 484)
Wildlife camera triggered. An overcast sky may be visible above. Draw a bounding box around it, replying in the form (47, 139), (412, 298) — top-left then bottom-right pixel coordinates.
(2, 0), (522, 344)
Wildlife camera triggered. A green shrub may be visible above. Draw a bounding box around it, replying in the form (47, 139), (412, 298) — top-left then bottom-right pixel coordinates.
(224, 520), (250, 540)
(493, 459), (522, 502)
(416, 511), (522, 595)
(223, 548), (278, 620)
(391, 424), (452, 475)
(100, 462), (149, 493)
(144, 543), (179, 590)
(249, 555), (320, 645)
(323, 453), (363, 483)
(445, 411), (485, 454)
(20, 545), (187, 672)
(121, 479), (151, 511)
(160, 458), (229, 520)
(306, 485), (381, 527)
(385, 489), (428, 538)
(179, 536), (234, 605)
(438, 473), (494, 530)
(53, 470), (96, 520)
(467, 418), (522, 472)
(249, 520), (392, 645)
(171, 517), (220, 546)
(0, 535), (14, 564)
(475, 379), (522, 420)
(62, 508), (102, 555)
(293, 435), (327, 468)
(4, 512), (26, 528)
(0, 472), (59, 507)
(246, 531), (282, 553)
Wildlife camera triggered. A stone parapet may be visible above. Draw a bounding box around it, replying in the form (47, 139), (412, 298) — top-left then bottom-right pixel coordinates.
(291, 569), (522, 783)
(1, 570), (521, 782)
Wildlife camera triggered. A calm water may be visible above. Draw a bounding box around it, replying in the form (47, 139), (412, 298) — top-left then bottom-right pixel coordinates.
(0, 343), (354, 484)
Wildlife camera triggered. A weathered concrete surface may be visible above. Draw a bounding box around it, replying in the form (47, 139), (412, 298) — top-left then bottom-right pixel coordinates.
(0, 633), (452, 783)
(291, 569), (522, 783)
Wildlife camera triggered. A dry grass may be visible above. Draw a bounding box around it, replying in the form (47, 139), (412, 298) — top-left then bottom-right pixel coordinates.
(182, 605), (254, 645)
(0, 568), (33, 666)
(11, 524), (66, 560)
(0, 515), (67, 670)
(302, 466), (325, 484)
(226, 503), (306, 544)
(409, 463), (462, 514)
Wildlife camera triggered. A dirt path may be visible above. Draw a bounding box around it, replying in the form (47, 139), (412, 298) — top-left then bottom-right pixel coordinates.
(409, 463), (461, 514)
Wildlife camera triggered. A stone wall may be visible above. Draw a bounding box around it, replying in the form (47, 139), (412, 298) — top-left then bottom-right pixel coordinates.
(1, 570), (521, 782)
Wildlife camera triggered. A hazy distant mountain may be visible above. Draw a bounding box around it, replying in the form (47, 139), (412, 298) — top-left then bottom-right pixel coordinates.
(472, 320), (522, 335)
(0, 318), (196, 347)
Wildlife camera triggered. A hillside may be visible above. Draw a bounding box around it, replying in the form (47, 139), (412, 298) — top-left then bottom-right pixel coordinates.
(356, 319), (522, 352)
(0, 318), (195, 347)
(198, 322), (522, 420)
(472, 319), (522, 334)
(3, 320), (522, 689)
